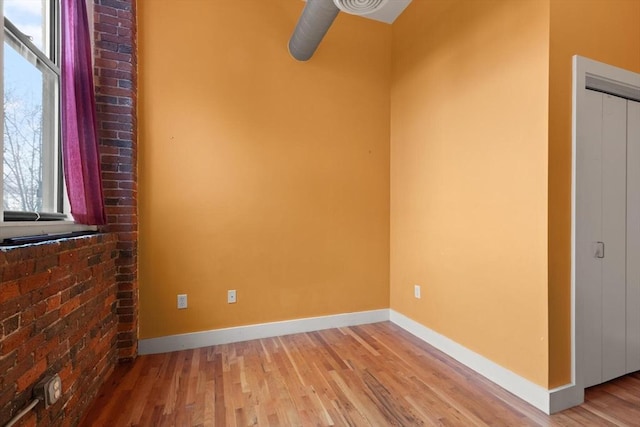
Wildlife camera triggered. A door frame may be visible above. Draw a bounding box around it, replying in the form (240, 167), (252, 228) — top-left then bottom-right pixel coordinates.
(572, 56), (640, 399)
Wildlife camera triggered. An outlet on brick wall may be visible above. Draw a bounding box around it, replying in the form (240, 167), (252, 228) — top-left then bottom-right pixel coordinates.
(0, 235), (118, 426)
(0, 0), (138, 425)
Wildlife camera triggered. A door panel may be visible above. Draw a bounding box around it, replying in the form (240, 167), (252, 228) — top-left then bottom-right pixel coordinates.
(627, 100), (640, 373)
(580, 90), (604, 388)
(601, 94), (628, 382)
(580, 92), (638, 388)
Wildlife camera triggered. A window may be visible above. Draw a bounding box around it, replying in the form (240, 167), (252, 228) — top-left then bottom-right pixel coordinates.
(1, 0), (92, 241)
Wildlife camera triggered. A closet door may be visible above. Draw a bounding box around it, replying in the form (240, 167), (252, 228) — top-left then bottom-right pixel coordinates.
(580, 89), (605, 388)
(600, 93), (628, 383)
(627, 99), (640, 374)
(580, 91), (634, 388)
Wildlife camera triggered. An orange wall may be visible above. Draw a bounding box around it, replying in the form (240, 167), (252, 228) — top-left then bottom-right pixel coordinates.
(548, 0), (640, 387)
(137, 0), (640, 391)
(390, 0), (551, 386)
(137, 0), (391, 338)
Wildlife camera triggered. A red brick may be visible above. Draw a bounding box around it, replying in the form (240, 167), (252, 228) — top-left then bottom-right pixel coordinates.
(35, 255), (58, 273)
(116, 322), (133, 332)
(118, 27), (131, 38)
(2, 315), (19, 336)
(116, 61), (133, 72)
(98, 50), (131, 62)
(0, 325), (33, 356)
(116, 291), (132, 299)
(0, 294), (30, 322)
(0, 281), (19, 304)
(1, 234), (121, 421)
(100, 68), (132, 80)
(46, 294), (62, 312)
(1, 352), (34, 390)
(20, 303), (38, 325)
(58, 364), (73, 386)
(17, 333), (45, 360)
(117, 130), (134, 140)
(95, 57), (117, 69)
(0, 350), (17, 377)
(98, 146), (120, 157)
(0, 380), (16, 409)
(117, 180), (136, 190)
(58, 250), (77, 265)
(2, 259), (35, 281)
(101, 172), (134, 183)
(35, 337), (61, 362)
(94, 4), (117, 16)
(102, 189), (133, 199)
(3, 1), (133, 423)
(50, 264), (72, 282)
(59, 297), (80, 317)
(16, 358), (47, 391)
(18, 271), (51, 294)
(100, 114), (133, 125)
(116, 8), (134, 19)
(105, 293), (117, 306)
(115, 306), (133, 315)
(35, 309), (60, 333)
(97, 76), (118, 87)
(95, 20), (118, 33)
(93, 0), (137, 380)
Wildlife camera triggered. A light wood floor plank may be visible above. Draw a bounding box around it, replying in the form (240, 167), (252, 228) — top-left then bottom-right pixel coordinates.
(82, 322), (640, 426)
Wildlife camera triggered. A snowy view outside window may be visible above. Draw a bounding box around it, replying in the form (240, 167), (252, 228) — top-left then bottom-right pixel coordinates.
(3, 0), (59, 214)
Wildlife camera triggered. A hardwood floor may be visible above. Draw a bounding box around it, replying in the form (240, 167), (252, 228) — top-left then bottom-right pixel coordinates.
(82, 322), (640, 426)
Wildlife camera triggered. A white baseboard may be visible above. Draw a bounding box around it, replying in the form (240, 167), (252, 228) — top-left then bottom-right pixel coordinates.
(549, 383), (584, 414)
(138, 309), (389, 355)
(389, 310), (582, 414)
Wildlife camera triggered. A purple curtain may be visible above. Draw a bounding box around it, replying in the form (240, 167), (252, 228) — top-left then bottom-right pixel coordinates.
(61, 0), (106, 225)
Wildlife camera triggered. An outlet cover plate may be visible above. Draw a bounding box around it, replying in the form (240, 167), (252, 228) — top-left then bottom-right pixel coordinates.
(177, 294), (188, 309)
(34, 374), (62, 408)
(228, 290), (237, 304)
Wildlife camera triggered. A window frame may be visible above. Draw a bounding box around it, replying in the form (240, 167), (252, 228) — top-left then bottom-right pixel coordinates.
(0, 0), (96, 242)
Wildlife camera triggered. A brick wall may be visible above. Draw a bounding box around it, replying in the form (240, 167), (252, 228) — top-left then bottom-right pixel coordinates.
(93, 0), (138, 361)
(0, 0), (138, 425)
(0, 234), (118, 426)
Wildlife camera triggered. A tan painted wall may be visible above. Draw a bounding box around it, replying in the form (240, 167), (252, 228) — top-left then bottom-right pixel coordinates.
(548, 0), (640, 388)
(137, 0), (640, 391)
(137, 0), (391, 338)
(390, 0), (551, 387)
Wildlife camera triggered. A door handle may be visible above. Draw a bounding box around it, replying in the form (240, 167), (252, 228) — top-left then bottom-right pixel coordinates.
(594, 241), (605, 259)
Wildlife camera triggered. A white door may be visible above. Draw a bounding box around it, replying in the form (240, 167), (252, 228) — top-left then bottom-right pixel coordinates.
(579, 91), (640, 388)
(627, 99), (640, 375)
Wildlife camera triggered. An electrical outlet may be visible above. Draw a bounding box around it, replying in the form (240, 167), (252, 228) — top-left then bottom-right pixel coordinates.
(34, 374), (62, 408)
(414, 285), (421, 299)
(177, 294), (188, 309)
(227, 290), (237, 304)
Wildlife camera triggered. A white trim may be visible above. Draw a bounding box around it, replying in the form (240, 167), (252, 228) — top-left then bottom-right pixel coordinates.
(0, 221), (96, 240)
(549, 383), (584, 414)
(138, 309), (389, 355)
(389, 310), (580, 414)
(0, 0), (5, 221)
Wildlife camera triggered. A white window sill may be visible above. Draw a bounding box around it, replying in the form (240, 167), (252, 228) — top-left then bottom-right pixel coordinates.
(0, 221), (97, 242)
